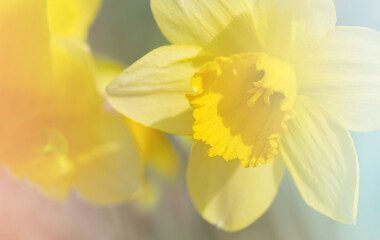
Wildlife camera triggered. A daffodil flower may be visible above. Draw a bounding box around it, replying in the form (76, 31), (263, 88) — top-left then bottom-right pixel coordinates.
(0, 0), (177, 205)
(107, 0), (380, 231)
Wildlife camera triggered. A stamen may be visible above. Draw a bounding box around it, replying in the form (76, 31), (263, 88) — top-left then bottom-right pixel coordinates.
(247, 88), (265, 107)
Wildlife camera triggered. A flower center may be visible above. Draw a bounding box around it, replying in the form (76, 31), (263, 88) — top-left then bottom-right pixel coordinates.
(187, 53), (297, 167)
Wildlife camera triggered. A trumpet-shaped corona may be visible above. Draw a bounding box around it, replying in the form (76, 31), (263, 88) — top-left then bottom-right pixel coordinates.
(188, 53), (296, 167)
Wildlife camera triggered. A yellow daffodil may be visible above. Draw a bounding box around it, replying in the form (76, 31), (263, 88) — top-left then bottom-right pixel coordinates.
(107, 0), (380, 231)
(0, 0), (177, 205)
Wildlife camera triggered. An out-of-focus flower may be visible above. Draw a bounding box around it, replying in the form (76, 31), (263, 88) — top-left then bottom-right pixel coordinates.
(0, 0), (178, 205)
(107, 0), (380, 231)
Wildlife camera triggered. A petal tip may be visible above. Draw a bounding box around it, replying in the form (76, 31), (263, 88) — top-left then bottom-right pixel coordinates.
(106, 78), (122, 96)
(216, 220), (224, 230)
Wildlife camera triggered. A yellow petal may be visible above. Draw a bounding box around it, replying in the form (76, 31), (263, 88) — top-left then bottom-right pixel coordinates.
(107, 45), (210, 135)
(95, 58), (179, 178)
(47, 0), (101, 40)
(5, 128), (73, 199)
(133, 181), (159, 210)
(49, 36), (101, 117)
(125, 119), (178, 179)
(187, 141), (285, 232)
(151, 0), (260, 55)
(253, 0), (336, 62)
(280, 96), (358, 224)
(297, 27), (380, 132)
(94, 57), (125, 96)
(73, 113), (144, 205)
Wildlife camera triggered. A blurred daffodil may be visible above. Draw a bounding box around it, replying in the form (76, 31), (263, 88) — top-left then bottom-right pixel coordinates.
(0, 0), (177, 206)
(107, 0), (380, 231)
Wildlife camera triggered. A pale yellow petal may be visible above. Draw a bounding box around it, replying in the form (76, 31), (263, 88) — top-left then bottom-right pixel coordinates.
(125, 119), (178, 179)
(187, 141), (285, 232)
(297, 27), (380, 132)
(47, 0), (101, 40)
(107, 45), (210, 135)
(133, 181), (159, 210)
(49, 36), (101, 117)
(74, 113), (144, 205)
(280, 96), (358, 223)
(253, 0), (336, 62)
(151, 0), (261, 55)
(5, 128), (73, 200)
(94, 57), (125, 96)
(95, 58), (179, 178)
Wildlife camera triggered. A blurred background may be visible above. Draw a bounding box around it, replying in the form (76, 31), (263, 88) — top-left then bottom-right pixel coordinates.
(1, 0), (379, 239)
